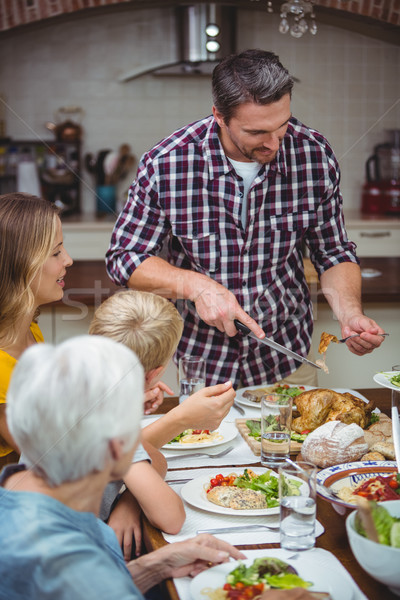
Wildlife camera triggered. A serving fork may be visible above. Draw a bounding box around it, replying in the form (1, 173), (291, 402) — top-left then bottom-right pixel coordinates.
(337, 332), (389, 343)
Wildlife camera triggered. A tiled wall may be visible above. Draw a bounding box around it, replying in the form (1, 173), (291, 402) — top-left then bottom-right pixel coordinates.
(0, 6), (399, 213)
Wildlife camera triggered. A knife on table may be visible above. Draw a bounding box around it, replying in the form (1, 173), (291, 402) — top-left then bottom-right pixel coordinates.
(234, 320), (321, 370)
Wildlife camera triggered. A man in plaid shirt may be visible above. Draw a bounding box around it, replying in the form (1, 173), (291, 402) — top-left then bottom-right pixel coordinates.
(106, 50), (385, 387)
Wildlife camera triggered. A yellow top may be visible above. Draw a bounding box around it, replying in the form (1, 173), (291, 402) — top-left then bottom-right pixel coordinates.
(0, 322), (44, 456)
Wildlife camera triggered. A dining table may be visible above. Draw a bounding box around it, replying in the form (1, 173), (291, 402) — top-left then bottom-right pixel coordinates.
(142, 387), (397, 600)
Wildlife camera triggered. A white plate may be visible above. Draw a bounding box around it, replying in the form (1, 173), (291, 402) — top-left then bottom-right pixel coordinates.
(235, 385), (371, 409)
(180, 467), (280, 516)
(373, 371), (400, 392)
(162, 421), (237, 450)
(189, 549), (354, 600)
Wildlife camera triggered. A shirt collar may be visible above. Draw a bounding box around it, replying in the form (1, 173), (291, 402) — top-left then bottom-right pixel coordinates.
(202, 116), (289, 179)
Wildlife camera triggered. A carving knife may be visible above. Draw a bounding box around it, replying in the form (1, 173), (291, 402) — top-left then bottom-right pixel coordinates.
(234, 320), (321, 370)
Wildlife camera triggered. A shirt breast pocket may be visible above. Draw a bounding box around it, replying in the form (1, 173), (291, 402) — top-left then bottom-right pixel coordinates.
(173, 221), (220, 274)
(267, 212), (318, 265)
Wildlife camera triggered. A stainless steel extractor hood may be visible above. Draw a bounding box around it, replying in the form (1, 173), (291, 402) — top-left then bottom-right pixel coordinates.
(119, 4), (237, 82)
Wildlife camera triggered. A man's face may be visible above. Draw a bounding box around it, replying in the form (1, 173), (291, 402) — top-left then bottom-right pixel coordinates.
(213, 94), (291, 164)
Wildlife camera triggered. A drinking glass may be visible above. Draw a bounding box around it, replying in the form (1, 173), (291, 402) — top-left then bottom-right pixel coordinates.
(260, 393), (292, 468)
(279, 461), (317, 551)
(178, 356), (206, 404)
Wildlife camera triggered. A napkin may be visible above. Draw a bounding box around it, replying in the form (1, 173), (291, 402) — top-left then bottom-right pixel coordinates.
(163, 468), (324, 545)
(173, 547), (368, 600)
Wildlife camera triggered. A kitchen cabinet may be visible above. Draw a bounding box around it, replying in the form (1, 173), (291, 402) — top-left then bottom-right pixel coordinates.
(344, 210), (400, 257)
(0, 139), (81, 214)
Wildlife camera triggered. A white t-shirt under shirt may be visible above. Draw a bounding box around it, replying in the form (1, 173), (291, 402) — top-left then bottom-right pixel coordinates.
(228, 158), (260, 228)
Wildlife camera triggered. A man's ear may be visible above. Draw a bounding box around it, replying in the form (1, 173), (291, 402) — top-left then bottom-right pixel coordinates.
(108, 438), (124, 462)
(144, 365), (165, 389)
(212, 105), (225, 128)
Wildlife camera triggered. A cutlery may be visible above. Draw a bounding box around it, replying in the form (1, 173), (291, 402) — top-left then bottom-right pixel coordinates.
(166, 478), (193, 485)
(337, 332), (389, 343)
(196, 523), (280, 534)
(165, 445), (234, 461)
(234, 320), (321, 369)
(233, 401), (245, 415)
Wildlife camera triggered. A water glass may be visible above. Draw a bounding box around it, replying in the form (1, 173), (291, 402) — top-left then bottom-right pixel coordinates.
(278, 461), (317, 551)
(178, 356), (206, 404)
(260, 393), (293, 468)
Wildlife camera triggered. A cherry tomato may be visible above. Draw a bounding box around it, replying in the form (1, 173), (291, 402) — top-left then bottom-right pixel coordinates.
(389, 478), (399, 489)
(210, 478), (218, 487)
(215, 473), (224, 482)
(301, 429), (311, 435)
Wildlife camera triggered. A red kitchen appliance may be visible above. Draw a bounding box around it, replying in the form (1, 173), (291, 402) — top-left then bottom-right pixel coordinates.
(361, 129), (400, 215)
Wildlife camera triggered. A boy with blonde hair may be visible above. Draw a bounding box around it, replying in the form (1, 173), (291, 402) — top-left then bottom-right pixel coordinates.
(89, 290), (235, 558)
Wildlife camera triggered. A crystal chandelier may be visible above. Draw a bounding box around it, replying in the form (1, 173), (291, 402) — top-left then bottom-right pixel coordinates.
(279, 0), (317, 37)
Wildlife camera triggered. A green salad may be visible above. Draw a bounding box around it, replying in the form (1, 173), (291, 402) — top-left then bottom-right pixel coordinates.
(232, 468), (301, 508)
(246, 419), (308, 444)
(390, 372), (400, 388)
(226, 557), (312, 590)
(355, 502), (400, 547)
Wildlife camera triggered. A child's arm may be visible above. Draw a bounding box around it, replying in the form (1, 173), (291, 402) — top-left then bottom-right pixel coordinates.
(141, 439), (167, 478)
(107, 489), (143, 560)
(141, 381), (235, 448)
(123, 461), (186, 534)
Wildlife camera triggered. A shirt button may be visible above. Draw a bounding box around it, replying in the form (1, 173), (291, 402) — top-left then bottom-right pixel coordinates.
(238, 192), (244, 198)
(242, 280), (247, 287)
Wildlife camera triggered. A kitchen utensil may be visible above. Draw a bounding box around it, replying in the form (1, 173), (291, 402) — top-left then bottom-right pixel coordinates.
(233, 401), (245, 415)
(362, 129), (400, 215)
(165, 445), (234, 461)
(196, 524), (280, 534)
(234, 320), (321, 369)
(337, 332), (389, 343)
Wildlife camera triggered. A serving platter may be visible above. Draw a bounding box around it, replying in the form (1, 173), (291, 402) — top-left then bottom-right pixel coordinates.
(180, 467), (281, 516)
(373, 371), (400, 392)
(316, 460), (397, 509)
(235, 385), (372, 410)
(163, 421), (237, 450)
(189, 549), (354, 600)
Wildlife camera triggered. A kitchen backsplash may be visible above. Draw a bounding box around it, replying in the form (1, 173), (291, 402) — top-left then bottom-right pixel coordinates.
(0, 6), (399, 213)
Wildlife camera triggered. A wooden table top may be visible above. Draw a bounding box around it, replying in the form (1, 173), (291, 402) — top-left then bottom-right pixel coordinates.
(143, 387), (398, 600)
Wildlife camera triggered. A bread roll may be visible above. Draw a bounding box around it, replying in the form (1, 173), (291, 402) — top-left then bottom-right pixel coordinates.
(300, 420), (368, 468)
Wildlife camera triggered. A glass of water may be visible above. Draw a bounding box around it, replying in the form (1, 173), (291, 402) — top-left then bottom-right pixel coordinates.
(178, 356), (206, 404)
(278, 461), (317, 551)
(260, 393), (293, 468)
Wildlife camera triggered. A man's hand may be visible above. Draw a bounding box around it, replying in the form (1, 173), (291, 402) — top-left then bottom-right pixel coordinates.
(174, 381), (235, 430)
(107, 489), (143, 560)
(191, 281), (264, 339)
(341, 315), (386, 356)
(144, 381), (174, 414)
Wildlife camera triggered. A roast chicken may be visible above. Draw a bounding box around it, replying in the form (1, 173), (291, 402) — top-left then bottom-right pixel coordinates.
(292, 388), (375, 433)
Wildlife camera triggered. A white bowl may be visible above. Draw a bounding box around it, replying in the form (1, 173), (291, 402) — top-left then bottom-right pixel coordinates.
(346, 500), (400, 596)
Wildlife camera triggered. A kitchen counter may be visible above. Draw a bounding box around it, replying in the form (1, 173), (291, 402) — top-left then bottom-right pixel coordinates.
(58, 256), (400, 307)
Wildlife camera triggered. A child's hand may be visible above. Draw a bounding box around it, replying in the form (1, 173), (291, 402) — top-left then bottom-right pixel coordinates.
(144, 381), (174, 414)
(107, 489), (143, 559)
(177, 381), (235, 430)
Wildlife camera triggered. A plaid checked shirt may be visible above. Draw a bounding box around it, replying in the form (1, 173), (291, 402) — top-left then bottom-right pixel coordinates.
(106, 116), (358, 386)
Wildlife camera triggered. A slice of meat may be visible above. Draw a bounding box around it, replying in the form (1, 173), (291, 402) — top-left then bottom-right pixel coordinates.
(207, 486), (266, 509)
(318, 331), (338, 354)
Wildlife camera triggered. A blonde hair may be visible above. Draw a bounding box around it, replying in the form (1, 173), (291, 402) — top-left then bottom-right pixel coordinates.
(0, 193), (59, 347)
(89, 290), (183, 372)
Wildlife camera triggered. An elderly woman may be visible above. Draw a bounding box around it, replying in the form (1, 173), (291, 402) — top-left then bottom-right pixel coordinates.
(0, 335), (245, 599)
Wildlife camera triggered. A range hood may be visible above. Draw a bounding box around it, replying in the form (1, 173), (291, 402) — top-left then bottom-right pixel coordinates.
(119, 4), (237, 82)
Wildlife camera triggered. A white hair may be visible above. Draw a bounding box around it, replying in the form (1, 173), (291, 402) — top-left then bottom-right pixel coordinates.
(7, 335), (144, 487)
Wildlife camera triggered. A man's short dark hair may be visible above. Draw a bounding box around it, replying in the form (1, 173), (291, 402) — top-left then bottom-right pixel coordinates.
(212, 49), (294, 123)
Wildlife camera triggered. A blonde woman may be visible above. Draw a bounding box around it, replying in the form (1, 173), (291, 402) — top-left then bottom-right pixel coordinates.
(0, 193), (73, 466)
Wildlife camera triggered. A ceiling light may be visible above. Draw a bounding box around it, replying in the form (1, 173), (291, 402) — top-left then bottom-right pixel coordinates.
(278, 0), (317, 38)
(205, 23), (220, 37)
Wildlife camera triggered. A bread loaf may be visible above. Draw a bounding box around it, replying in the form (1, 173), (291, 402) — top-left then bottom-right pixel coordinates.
(300, 420), (368, 468)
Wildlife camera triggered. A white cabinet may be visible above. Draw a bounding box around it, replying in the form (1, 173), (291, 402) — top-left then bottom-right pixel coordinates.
(344, 211), (400, 257)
